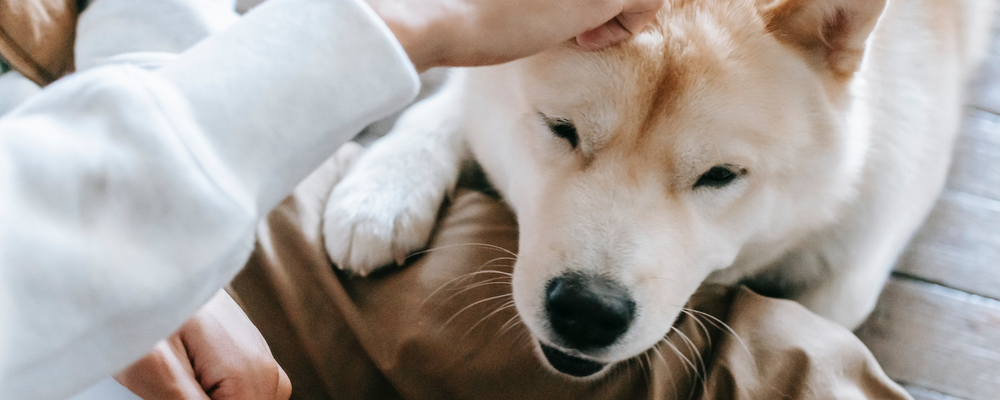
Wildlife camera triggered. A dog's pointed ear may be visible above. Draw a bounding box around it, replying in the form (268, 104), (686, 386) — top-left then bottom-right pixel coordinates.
(759, 0), (887, 79)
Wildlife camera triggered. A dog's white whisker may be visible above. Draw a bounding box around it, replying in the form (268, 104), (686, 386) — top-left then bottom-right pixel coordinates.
(494, 313), (525, 342)
(670, 327), (707, 375)
(473, 257), (517, 271)
(633, 353), (648, 386)
(467, 256), (515, 274)
(440, 276), (513, 303)
(406, 242), (519, 260)
(440, 292), (514, 331)
(651, 343), (682, 400)
(421, 270), (514, 307)
(680, 309), (714, 350)
(671, 326), (708, 396)
(642, 352), (654, 386)
(450, 276), (512, 290)
(682, 308), (752, 360)
(463, 300), (517, 339)
(661, 337), (700, 394)
(662, 336), (694, 378)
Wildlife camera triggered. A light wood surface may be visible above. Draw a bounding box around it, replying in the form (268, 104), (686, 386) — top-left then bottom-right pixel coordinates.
(858, 278), (1000, 399)
(905, 385), (970, 400)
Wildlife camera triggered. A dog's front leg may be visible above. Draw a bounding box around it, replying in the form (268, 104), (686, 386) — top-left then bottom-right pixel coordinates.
(787, 238), (906, 330)
(322, 77), (469, 276)
(788, 172), (951, 329)
(771, 238), (900, 330)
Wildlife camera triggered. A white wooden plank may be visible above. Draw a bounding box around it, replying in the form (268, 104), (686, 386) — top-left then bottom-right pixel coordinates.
(857, 278), (1000, 400)
(945, 110), (1000, 201)
(894, 190), (1000, 300)
(904, 386), (969, 400)
(967, 5), (1000, 114)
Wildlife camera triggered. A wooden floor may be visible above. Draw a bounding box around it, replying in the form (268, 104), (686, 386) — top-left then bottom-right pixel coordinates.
(854, 11), (1000, 400)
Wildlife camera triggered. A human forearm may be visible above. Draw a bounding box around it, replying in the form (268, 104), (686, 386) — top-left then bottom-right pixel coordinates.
(159, 0), (420, 215)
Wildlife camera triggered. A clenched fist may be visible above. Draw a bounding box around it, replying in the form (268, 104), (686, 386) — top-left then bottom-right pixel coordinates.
(115, 290), (291, 400)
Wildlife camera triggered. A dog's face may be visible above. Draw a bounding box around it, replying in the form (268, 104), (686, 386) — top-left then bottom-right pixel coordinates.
(478, 0), (885, 377)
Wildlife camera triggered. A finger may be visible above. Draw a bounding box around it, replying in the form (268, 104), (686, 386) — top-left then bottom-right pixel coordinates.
(616, 1), (662, 36)
(206, 342), (292, 400)
(202, 361), (291, 400)
(115, 339), (210, 400)
(575, 18), (632, 51)
(576, 0), (663, 50)
(182, 291), (291, 400)
(274, 365), (292, 400)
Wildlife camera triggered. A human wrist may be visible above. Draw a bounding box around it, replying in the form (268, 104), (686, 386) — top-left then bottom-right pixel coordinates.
(366, 1), (453, 72)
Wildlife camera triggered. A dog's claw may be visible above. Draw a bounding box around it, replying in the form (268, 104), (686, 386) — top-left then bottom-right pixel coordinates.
(393, 246), (410, 267)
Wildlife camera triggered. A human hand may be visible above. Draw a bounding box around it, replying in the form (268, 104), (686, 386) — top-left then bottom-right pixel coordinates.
(367, 0), (664, 71)
(114, 290), (292, 400)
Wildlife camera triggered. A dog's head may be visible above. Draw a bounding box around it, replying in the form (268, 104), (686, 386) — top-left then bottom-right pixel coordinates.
(488, 0), (886, 377)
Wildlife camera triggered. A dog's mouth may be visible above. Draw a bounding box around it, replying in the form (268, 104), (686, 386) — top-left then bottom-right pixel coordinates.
(539, 343), (607, 377)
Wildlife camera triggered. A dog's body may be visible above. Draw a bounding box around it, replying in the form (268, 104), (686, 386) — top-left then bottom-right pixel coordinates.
(323, 0), (995, 377)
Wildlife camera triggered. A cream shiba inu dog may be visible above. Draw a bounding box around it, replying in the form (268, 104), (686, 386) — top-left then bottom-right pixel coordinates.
(322, 0), (995, 378)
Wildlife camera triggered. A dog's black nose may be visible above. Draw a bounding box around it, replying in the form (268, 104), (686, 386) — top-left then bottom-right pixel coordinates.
(545, 273), (635, 350)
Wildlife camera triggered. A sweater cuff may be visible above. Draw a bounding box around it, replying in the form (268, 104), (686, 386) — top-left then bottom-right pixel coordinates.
(160, 0), (420, 214)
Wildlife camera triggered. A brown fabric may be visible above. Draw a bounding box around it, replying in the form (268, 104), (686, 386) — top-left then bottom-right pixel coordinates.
(0, 0), (77, 86)
(231, 142), (912, 400)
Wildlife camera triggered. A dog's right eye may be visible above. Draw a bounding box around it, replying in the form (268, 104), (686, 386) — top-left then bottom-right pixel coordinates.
(542, 115), (579, 149)
(695, 165), (741, 189)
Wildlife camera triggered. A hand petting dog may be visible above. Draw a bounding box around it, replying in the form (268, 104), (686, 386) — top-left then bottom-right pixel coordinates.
(114, 290), (292, 400)
(366, 0), (665, 70)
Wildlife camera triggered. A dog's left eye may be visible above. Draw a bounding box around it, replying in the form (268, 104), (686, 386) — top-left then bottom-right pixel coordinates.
(695, 165), (741, 188)
(542, 115), (579, 149)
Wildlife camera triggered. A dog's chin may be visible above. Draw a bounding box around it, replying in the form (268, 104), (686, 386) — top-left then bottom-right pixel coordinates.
(538, 343), (608, 378)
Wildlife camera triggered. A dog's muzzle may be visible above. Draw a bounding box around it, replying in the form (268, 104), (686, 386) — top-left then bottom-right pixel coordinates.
(541, 272), (635, 376)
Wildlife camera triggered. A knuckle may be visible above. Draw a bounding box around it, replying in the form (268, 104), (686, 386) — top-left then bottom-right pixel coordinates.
(139, 343), (175, 372)
(259, 356), (292, 400)
(215, 355), (288, 399)
(275, 369), (293, 400)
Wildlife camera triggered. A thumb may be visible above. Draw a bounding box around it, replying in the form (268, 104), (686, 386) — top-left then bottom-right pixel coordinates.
(576, 1), (661, 50)
(576, 18), (632, 50)
(115, 338), (211, 400)
(616, 2), (661, 36)
(274, 366), (292, 400)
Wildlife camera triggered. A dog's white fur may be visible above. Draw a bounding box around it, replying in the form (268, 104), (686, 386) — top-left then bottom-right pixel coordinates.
(323, 0), (995, 373)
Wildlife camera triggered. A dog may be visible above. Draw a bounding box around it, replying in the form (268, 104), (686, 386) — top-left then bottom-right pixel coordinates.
(322, 0), (996, 378)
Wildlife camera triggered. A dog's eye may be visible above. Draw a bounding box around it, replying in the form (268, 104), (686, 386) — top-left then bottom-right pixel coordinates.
(695, 165), (741, 188)
(543, 116), (579, 149)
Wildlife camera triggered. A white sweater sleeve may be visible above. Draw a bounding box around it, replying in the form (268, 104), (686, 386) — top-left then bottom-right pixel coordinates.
(0, 0), (419, 398)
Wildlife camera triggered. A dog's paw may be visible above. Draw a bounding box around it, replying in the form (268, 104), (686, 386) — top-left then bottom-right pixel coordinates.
(321, 171), (444, 277)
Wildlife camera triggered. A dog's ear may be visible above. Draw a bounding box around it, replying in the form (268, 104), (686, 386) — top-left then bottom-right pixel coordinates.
(758, 0), (887, 79)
